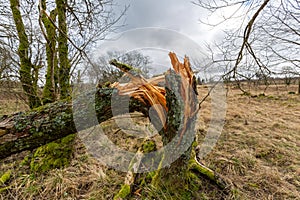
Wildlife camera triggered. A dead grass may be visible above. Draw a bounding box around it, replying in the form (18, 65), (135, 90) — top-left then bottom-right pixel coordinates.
(0, 84), (28, 115)
(0, 138), (125, 200)
(198, 84), (300, 199)
(0, 83), (299, 199)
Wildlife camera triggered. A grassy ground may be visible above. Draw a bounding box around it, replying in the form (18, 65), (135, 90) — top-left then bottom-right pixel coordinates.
(0, 84), (299, 199)
(0, 85), (29, 115)
(198, 84), (300, 199)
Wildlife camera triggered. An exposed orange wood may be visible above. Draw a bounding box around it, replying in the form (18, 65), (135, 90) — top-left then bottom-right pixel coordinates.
(168, 52), (198, 144)
(113, 52), (198, 142)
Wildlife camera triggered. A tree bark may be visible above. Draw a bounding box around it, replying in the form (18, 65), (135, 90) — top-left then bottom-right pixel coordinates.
(40, 1), (58, 104)
(10, 0), (41, 108)
(110, 53), (210, 199)
(0, 88), (147, 159)
(140, 54), (200, 198)
(56, 0), (71, 99)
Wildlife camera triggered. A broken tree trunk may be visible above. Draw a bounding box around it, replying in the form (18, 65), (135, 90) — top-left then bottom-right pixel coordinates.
(111, 53), (230, 199)
(111, 53), (200, 199)
(0, 52), (230, 198)
(0, 54), (169, 160)
(0, 89), (147, 159)
(0, 56), (166, 159)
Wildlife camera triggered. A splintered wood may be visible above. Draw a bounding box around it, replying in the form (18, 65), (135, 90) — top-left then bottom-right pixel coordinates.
(111, 52), (198, 141)
(168, 52), (198, 143)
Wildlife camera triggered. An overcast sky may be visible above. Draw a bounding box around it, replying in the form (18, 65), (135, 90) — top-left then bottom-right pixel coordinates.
(94, 0), (242, 77)
(115, 0), (215, 42)
(95, 1), (218, 75)
(113, 0), (244, 44)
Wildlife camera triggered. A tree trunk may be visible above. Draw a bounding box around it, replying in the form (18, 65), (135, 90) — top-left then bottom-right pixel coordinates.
(0, 88), (147, 159)
(10, 0), (41, 109)
(142, 54), (199, 198)
(112, 53), (229, 199)
(56, 0), (71, 99)
(41, 1), (58, 104)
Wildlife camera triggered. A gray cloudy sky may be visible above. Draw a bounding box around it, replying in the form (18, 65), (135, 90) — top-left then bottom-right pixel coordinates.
(112, 0), (242, 42)
(114, 0), (217, 45)
(96, 0), (234, 77)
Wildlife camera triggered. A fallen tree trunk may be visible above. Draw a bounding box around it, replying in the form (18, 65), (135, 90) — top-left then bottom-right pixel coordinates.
(0, 54), (170, 160)
(0, 89), (147, 159)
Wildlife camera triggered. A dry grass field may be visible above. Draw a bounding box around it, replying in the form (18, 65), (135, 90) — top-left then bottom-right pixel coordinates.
(0, 82), (29, 115)
(197, 84), (300, 199)
(0, 83), (299, 199)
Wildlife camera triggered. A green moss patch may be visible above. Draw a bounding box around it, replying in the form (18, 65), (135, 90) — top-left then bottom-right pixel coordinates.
(0, 170), (12, 184)
(30, 134), (75, 173)
(142, 140), (156, 153)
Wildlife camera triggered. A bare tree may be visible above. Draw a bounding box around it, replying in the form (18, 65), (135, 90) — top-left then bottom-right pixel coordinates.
(0, 0), (126, 108)
(86, 50), (152, 85)
(194, 0), (300, 93)
(0, 45), (16, 81)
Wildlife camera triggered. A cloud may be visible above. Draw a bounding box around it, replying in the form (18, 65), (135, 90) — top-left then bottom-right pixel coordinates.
(113, 0), (214, 43)
(93, 0), (240, 77)
(94, 28), (207, 74)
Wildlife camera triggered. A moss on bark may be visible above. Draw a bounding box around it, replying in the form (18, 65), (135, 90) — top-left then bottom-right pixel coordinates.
(56, 0), (71, 99)
(10, 0), (41, 108)
(0, 88), (147, 159)
(41, 1), (58, 104)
